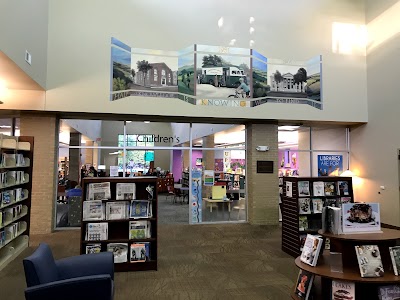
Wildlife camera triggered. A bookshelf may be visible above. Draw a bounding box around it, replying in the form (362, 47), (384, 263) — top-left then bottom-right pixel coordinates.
(80, 177), (158, 272)
(0, 135), (34, 272)
(181, 171), (189, 187)
(281, 176), (354, 257)
(292, 228), (400, 300)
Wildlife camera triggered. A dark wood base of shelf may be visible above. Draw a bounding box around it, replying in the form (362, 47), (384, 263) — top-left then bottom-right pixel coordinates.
(115, 260), (157, 272)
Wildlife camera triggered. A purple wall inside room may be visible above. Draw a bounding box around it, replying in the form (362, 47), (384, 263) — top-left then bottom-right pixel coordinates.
(172, 150), (182, 181)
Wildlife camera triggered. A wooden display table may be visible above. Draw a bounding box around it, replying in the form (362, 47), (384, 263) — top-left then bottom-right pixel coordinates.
(293, 228), (400, 300)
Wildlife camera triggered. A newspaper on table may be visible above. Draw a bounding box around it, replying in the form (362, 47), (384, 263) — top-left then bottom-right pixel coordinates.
(86, 182), (111, 200)
(116, 183), (136, 200)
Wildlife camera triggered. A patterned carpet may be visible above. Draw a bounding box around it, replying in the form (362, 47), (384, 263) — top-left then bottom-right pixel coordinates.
(0, 223), (298, 300)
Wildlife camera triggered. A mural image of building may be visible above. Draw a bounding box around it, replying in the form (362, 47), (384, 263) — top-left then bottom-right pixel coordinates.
(135, 62), (175, 87)
(270, 72), (306, 93)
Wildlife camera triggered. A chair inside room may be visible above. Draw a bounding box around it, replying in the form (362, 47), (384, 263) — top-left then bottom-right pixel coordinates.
(23, 243), (114, 300)
(166, 185), (176, 203)
(174, 187), (184, 204)
(232, 197), (246, 220)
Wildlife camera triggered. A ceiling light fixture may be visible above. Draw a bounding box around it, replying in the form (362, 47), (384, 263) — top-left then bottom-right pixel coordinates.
(126, 121), (132, 123)
(278, 126), (300, 131)
(229, 39), (237, 46)
(250, 40), (255, 47)
(144, 121), (150, 124)
(249, 17), (255, 24)
(249, 27), (255, 34)
(218, 17), (224, 28)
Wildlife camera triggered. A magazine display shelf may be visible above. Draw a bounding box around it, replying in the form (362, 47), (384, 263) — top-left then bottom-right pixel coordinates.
(281, 176), (354, 257)
(292, 228), (400, 300)
(0, 135), (34, 272)
(80, 177), (158, 272)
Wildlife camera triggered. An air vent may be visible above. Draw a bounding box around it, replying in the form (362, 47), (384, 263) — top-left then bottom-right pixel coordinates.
(25, 50), (32, 65)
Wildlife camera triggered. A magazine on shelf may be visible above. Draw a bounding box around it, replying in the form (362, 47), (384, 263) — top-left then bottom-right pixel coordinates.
(116, 183), (136, 200)
(86, 223), (108, 241)
(83, 200), (104, 221)
(0, 230), (5, 247)
(107, 243), (128, 263)
(2, 190), (12, 205)
(129, 200), (152, 218)
(294, 269), (314, 299)
(299, 198), (311, 214)
(298, 181), (310, 196)
(389, 246), (400, 275)
(129, 220), (151, 239)
(337, 181), (349, 196)
(87, 182), (111, 200)
(2, 154), (15, 167)
(324, 182), (335, 196)
(16, 154), (25, 167)
(355, 245), (384, 277)
(85, 244), (102, 254)
(324, 198), (339, 207)
(312, 198), (323, 213)
(105, 201), (128, 220)
(339, 197), (351, 207)
(299, 216), (308, 231)
(313, 181), (324, 196)
(130, 243), (147, 263)
(286, 182), (293, 198)
(299, 234), (307, 251)
(300, 234), (323, 266)
(331, 280), (355, 300)
(342, 203), (381, 234)
(378, 285), (400, 300)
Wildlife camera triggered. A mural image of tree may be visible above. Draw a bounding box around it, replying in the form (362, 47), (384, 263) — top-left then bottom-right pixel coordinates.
(131, 69), (136, 81)
(202, 54), (223, 67)
(294, 67), (307, 86)
(113, 77), (126, 91)
(137, 60), (153, 86)
(274, 70), (283, 91)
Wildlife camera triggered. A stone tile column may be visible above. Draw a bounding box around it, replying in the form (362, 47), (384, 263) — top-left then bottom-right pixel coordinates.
(246, 123), (279, 225)
(20, 112), (57, 234)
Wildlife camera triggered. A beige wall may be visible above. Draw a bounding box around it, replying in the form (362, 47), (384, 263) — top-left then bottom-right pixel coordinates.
(0, 0), (48, 89)
(351, 0), (400, 226)
(0, 0), (368, 123)
(247, 124), (279, 225)
(20, 113), (57, 234)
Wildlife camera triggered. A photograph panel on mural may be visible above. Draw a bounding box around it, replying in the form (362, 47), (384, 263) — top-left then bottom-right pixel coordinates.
(251, 49), (268, 99)
(130, 50), (178, 98)
(306, 55), (322, 102)
(111, 38), (132, 101)
(178, 54), (195, 96)
(196, 53), (251, 100)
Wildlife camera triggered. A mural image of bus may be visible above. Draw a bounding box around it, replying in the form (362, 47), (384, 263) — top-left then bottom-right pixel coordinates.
(199, 66), (247, 88)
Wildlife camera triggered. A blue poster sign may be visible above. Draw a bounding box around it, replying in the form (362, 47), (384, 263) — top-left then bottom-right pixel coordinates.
(317, 155), (343, 176)
(190, 170), (202, 223)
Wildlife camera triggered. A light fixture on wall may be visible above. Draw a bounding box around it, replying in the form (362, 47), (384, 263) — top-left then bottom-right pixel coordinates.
(144, 121), (150, 124)
(340, 127), (354, 177)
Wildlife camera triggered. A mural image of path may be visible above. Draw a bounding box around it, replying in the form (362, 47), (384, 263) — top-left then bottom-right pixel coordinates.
(197, 84), (240, 99)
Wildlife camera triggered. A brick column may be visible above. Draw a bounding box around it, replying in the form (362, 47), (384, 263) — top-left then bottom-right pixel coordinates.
(20, 113), (57, 234)
(246, 123), (279, 225)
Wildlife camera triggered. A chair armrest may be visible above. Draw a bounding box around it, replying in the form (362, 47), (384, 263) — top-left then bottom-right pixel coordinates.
(56, 252), (114, 280)
(24, 274), (113, 300)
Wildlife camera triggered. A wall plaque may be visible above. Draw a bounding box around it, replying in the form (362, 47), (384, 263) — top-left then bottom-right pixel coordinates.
(257, 161), (274, 173)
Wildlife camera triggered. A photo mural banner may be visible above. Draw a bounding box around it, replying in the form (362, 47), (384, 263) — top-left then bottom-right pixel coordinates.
(111, 38), (323, 109)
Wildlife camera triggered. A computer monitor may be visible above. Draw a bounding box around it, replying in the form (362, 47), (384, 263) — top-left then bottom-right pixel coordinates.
(212, 185), (226, 200)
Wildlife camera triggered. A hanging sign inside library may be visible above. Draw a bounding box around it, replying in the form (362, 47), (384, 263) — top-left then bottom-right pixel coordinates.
(110, 38), (323, 110)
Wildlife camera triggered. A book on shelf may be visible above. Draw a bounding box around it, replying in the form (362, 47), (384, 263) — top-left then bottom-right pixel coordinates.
(331, 280), (355, 300)
(130, 243), (147, 263)
(389, 246), (400, 275)
(286, 181), (293, 198)
(86, 223), (108, 241)
(129, 220), (151, 239)
(82, 200), (104, 221)
(2, 190), (12, 205)
(129, 200), (152, 219)
(107, 243), (128, 263)
(300, 234), (323, 266)
(16, 154), (25, 167)
(324, 206), (342, 235)
(313, 181), (324, 196)
(378, 285), (400, 300)
(337, 181), (349, 196)
(355, 245), (384, 277)
(324, 182), (335, 196)
(342, 203), (381, 234)
(2, 154), (15, 167)
(0, 230), (5, 247)
(298, 181), (310, 196)
(85, 243), (102, 254)
(86, 182), (111, 200)
(299, 198), (311, 214)
(299, 234), (307, 251)
(294, 269), (314, 299)
(116, 183), (136, 200)
(5, 222), (19, 239)
(312, 198), (323, 213)
(299, 216), (308, 231)
(105, 201), (128, 220)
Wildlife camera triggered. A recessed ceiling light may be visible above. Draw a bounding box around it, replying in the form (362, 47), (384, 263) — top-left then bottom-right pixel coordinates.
(250, 40), (255, 47)
(144, 121), (150, 124)
(218, 17), (224, 28)
(229, 39), (237, 46)
(278, 126), (300, 131)
(126, 121), (132, 123)
(249, 27), (255, 34)
(249, 17), (255, 24)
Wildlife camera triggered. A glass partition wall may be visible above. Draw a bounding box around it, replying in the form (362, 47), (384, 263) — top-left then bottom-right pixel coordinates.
(56, 120), (246, 228)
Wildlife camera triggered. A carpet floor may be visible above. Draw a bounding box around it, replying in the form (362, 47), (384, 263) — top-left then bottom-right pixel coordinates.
(0, 223), (298, 300)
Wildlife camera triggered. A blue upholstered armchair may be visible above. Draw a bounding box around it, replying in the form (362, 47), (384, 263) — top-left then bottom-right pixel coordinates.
(23, 243), (114, 300)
